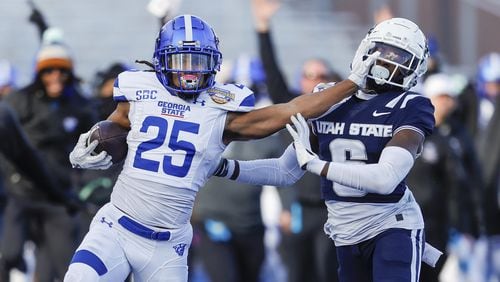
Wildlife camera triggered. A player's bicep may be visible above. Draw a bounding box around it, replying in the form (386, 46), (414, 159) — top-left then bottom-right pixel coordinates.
(107, 102), (131, 129)
(386, 128), (424, 159)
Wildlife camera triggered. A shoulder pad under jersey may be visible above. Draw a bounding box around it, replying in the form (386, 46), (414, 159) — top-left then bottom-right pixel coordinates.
(199, 83), (255, 112)
(113, 71), (163, 102)
(388, 92), (435, 137)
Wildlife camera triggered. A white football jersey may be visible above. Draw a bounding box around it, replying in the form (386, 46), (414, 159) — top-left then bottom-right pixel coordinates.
(110, 71), (255, 228)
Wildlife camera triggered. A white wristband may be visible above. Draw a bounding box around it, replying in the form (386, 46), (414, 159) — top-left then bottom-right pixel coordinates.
(306, 158), (327, 175)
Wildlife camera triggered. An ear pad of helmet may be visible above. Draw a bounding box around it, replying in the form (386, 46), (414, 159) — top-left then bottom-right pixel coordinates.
(370, 65), (390, 85)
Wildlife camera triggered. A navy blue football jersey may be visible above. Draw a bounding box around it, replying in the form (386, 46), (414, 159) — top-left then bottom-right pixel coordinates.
(311, 91), (435, 203)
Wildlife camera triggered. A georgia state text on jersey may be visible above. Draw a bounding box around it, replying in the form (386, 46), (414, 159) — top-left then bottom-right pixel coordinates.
(313, 91), (434, 245)
(110, 70), (254, 229)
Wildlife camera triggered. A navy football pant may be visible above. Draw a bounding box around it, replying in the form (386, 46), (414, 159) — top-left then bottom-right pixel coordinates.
(336, 228), (424, 282)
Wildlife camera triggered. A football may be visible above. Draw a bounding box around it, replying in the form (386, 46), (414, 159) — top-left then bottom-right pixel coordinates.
(87, 120), (129, 164)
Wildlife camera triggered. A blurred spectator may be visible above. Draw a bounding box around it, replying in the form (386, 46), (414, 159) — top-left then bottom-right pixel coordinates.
(147, 0), (183, 27)
(406, 73), (485, 281)
(453, 52), (500, 148)
(480, 92), (500, 237)
(27, 0), (48, 40)
(0, 60), (17, 99)
(251, 0), (340, 281)
(425, 36), (444, 78)
(479, 91), (500, 281)
(373, 4), (393, 25)
(0, 102), (82, 281)
(226, 54), (270, 106)
(92, 62), (129, 120)
(475, 52), (500, 132)
(192, 55), (280, 282)
(0, 41), (97, 281)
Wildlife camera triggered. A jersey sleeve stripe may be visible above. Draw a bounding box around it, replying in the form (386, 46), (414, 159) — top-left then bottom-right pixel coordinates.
(239, 94), (255, 107)
(393, 125), (425, 138)
(114, 95), (128, 102)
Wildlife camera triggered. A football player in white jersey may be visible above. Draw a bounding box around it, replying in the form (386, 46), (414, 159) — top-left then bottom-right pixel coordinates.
(65, 14), (378, 281)
(216, 18), (443, 282)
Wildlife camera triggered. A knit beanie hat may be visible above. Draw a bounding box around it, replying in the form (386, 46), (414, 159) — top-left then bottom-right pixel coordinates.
(35, 43), (73, 73)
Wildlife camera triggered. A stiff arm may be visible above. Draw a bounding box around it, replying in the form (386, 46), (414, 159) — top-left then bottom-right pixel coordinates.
(223, 79), (357, 144)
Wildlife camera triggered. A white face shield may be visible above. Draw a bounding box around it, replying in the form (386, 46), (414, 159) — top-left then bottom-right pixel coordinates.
(166, 53), (214, 72)
(163, 53), (215, 92)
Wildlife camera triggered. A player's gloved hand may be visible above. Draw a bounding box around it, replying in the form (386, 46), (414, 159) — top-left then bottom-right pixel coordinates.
(69, 131), (112, 170)
(348, 39), (381, 88)
(286, 113), (326, 175)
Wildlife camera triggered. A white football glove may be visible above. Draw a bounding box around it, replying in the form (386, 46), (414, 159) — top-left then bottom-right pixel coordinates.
(286, 113), (325, 175)
(69, 131), (112, 170)
(348, 39), (380, 88)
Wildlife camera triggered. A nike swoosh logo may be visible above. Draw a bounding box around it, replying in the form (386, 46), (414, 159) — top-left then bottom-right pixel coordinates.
(372, 110), (391, 117)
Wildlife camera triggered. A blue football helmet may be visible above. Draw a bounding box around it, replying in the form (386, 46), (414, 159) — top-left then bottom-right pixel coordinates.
(153, 15), (222, 97)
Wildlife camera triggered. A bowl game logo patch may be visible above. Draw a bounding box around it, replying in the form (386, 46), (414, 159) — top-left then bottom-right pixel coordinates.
(207, 87), (235, 104)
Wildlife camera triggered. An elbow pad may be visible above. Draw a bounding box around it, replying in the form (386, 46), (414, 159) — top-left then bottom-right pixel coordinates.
(326, 146), (414, 194)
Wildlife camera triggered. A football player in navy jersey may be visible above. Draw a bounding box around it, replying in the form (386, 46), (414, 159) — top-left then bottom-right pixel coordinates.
(216, 18), (441, 282)
(65, 14), (378, 281)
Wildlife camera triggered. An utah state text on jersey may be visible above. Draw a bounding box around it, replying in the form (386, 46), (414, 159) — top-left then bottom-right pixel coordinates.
(315, 121), (393, 137)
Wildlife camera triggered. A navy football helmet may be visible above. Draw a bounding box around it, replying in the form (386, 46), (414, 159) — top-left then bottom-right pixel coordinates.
(153, 15), (222, 97)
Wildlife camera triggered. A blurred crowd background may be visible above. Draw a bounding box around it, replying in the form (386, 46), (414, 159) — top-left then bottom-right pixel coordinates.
(0, 0), (499, 282)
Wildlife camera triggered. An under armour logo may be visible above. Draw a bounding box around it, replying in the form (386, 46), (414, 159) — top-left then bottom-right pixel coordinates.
(100, 217), (113, 228)
(193, 98), (206, 106)
(173, 243), (187, 256)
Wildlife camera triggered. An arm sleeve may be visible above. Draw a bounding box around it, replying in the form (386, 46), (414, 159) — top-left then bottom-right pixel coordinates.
(258, 31), (296, 103)
(325, 146), (414, 195)
(232, 144), (305, 186)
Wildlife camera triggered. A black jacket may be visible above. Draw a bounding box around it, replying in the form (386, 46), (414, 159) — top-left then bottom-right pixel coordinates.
(2, 82), (96, 200)
(0, 101), (69, 204)
(479, 95), (500, 235)
(407, 118), (484, 243)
